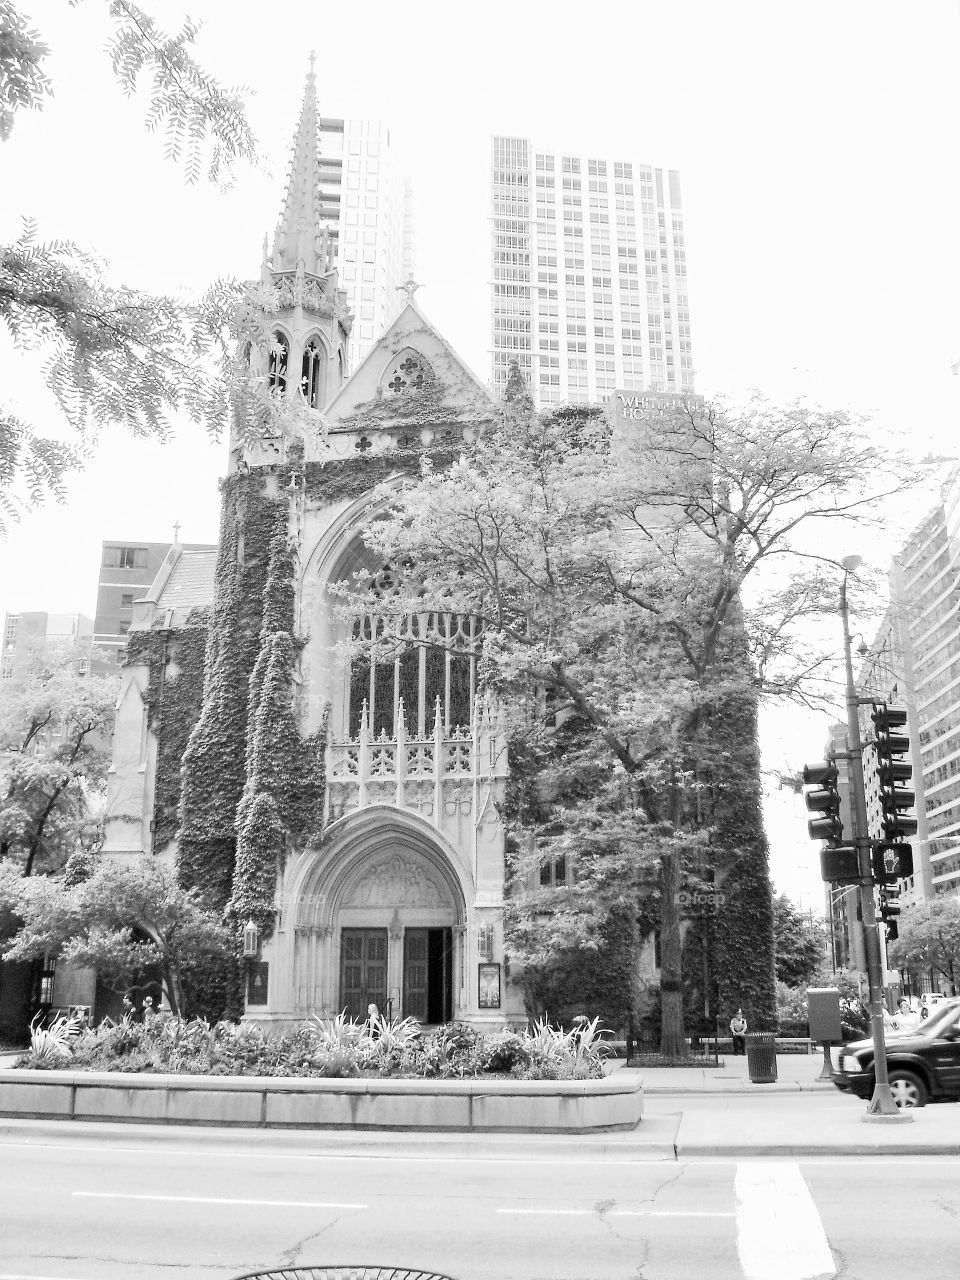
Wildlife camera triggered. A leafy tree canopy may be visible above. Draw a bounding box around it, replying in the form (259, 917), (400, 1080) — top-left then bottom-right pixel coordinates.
(336, 395), (913, 1054)
(2, 855), (232, 1016)
(0, 1), (261, 532)
(773, 893), (827, 988)
(888, 896), (960, 994)
(0, 642), (115, 875)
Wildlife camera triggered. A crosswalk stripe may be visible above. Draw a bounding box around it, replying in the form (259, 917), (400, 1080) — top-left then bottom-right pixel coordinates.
(735, 1162), (836, 1279)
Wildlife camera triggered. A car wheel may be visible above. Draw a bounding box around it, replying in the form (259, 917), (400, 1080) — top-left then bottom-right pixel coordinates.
(888, 1070), (928, 1109)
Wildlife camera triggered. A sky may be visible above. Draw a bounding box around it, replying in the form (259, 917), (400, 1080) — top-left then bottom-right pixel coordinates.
(2, 0), (959, 911)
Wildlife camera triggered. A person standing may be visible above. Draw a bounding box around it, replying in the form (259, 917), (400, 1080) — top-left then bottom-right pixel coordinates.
(730, 1008), (748, 1054)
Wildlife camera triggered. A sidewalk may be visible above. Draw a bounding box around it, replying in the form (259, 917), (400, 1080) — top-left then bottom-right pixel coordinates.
(614, 1050), (836, 1094)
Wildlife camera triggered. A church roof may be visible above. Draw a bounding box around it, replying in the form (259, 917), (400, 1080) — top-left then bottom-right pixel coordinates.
(324, 301), (496, 430)
(153, 548), (217, 624)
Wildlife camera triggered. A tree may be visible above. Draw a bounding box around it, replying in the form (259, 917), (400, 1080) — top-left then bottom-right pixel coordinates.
(773, 893), (827, 987)
(888, 897), (960, 995)
(0, 644), (115, 875)
(338, 395), (911, 1055)
(2, 855), (232, 1017)
(1, 2), (259, 532)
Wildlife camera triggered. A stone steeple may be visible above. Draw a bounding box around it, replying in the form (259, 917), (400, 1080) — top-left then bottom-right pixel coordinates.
(272, 56), (332, 276)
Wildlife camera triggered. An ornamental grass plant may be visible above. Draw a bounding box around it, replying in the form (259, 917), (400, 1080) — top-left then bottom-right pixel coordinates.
(16, 1011), (611, 1080)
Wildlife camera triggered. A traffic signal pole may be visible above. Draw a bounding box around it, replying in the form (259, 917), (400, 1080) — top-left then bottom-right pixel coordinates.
(839, 558), (907, 1120)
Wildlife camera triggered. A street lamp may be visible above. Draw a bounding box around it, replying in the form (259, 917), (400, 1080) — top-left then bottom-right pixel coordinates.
(839, 555), (910, 1122)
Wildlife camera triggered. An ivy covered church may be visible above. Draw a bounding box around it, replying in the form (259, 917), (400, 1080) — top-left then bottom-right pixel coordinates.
(102, 72), (519, 1029)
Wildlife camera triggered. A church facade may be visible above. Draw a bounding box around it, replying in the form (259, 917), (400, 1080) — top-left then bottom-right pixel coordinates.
(103, 68), (521, 1030)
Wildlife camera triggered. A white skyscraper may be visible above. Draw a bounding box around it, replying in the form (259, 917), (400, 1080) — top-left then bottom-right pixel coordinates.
(272, 71), (414, 373)
(490, 136), (694, 406)
(314, 114), (414, 368)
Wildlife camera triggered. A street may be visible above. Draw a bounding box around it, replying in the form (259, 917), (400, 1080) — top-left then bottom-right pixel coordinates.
(2, 1095), (959, 1280)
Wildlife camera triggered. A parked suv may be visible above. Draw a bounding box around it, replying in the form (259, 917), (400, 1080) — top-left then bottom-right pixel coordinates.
(833, 998), (960, 1108)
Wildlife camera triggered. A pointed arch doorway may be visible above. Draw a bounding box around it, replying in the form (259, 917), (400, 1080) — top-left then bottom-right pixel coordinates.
(294, 811), (468, 1026)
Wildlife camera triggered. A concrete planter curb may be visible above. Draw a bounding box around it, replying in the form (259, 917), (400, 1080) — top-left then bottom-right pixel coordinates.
(0, 1067), (643, 1133)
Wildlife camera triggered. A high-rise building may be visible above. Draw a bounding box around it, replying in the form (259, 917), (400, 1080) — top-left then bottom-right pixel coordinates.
(889, 466), (960, 895)
(275, 77), (413, 371)
(1, 611), (93, 683)
(490, 136), (694, 405)
(94, 537), (216, 670)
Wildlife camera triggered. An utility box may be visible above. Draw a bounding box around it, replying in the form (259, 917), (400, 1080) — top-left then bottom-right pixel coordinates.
(807, 986), (843, 1043)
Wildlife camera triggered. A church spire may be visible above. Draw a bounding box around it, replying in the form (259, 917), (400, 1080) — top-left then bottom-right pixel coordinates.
(272, 55), (327, 276)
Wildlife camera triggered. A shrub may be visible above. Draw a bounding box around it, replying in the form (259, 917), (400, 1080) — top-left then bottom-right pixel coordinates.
(13, 1012), (608, 1080)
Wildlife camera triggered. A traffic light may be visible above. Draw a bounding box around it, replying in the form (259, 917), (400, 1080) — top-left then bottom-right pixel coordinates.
(803, 760), (843, 842)
(879, 884), (902, 941)
(803, 760), (859, 883)
(872, 704), (918, 842)
(872, 842), (914, 884)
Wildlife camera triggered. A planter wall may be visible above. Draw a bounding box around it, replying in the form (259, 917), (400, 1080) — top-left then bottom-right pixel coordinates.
(0, 1068), (643, 1134)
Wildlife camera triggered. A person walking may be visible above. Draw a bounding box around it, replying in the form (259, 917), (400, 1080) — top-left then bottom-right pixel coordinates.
(730, 1008), (748, 1054)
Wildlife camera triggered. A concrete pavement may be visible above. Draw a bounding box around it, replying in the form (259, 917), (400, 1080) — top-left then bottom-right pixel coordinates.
(4, 1048), (960, 1156)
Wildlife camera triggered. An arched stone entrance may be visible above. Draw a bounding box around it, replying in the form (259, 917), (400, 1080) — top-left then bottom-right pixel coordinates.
(288, 809), (469, 1024)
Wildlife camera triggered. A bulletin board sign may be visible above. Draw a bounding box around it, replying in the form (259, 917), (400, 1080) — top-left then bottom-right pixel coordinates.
(246, 962), (269, 1006)
(478, 962), (501, 1009)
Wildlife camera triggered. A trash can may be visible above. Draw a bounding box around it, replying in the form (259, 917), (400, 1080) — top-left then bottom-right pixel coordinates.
(745, 1031), (777, 1084)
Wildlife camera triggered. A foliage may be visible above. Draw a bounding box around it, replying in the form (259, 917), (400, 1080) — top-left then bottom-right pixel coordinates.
(888, 897), (960, 994)
(2, 856), (232, 1017)
(772, 893), (827, 988)
(0, 2), (257, 531)
(16, 1011), (608, 1080)
(27, 1011), (83, 1064)
(177, 475), (288, 914)
(339, 396), (906, 1054)
(0, 643), (114, 874)
(124, 612), (208, 851)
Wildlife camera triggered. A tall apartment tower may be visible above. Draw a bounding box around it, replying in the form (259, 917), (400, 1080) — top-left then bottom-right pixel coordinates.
(301, 111), (414, 369)
(1, 611), (93, 683)
(889, 466), (960, 895)
(490, 136), (694, 405)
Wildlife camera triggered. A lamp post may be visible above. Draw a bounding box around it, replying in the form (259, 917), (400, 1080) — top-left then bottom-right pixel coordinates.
(839, 555), (909, 1121)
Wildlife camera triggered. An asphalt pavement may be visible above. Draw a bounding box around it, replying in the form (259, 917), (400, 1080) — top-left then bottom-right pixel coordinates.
(2, 1111), (959, 1280)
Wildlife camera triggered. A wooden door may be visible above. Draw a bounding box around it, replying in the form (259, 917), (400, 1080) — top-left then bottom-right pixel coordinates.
(403, 929), (429, 1021)
(339, 929), (388, 1020)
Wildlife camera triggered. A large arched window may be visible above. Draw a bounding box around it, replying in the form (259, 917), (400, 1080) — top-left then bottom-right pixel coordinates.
(348, 612), (480, 739)
(301, 337), (325, 409)
(268, 331), (289, 394)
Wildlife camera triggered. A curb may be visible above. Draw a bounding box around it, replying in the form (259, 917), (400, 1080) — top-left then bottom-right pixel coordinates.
(676, 1143), (960, 1157)
(0, 1116), (679, 1160)
(640, 1082), (836, 1096)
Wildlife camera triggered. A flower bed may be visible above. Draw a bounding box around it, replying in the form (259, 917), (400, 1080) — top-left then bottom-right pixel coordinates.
(3, 1014), (641, 1133)
(17, 1011), (609, 1082)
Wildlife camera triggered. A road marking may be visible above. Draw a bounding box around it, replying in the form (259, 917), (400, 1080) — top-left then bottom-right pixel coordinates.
(0, 1275), (87, 1280)
(497, 1208), (735, 1217)
(74, 1192), (367, 1209)
(735, 1162), (836, 1279)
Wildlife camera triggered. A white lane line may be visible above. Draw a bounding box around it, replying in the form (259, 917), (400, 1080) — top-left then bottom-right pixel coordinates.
(735, 1162), (836, 1280)
(0, 1275), (87, 1280)
(74, 1192), (366, 1209)
(497, 1208), (734, 1217)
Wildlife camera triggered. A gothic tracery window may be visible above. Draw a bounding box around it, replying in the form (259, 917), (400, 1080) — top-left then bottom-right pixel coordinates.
(268, 331), (289, 394)
(348, 610), (479, 740)
(383, 350), (433, 396)
(301, 337), (325, 409)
